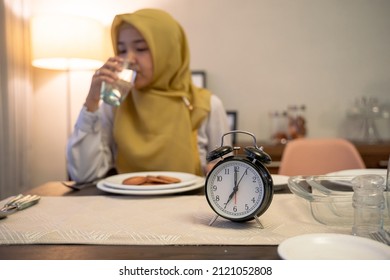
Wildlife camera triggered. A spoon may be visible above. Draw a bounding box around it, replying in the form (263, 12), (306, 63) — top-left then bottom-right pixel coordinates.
(61, 178), (102, 190)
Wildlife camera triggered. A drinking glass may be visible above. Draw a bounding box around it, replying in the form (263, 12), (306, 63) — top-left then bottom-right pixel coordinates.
(351, 174), (385, 238)
(100, 60), (137, 106)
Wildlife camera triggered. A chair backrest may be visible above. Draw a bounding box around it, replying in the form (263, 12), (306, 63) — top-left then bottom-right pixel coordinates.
(278, 138), (366, 176)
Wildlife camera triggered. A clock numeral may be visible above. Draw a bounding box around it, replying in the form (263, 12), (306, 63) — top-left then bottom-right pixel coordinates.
(245, 204), (249, 210)
(212, 185), (217, 191)
(217, 175), (223, 182)
(252, 176), (257, 183)
(224, 168), (229, 175)
(234, 166), (239, 172)
(215, 195), (220, 201)
(255, 187), (259, 193)
(251, 197), (256, 203)
(233, 206), (237, 212)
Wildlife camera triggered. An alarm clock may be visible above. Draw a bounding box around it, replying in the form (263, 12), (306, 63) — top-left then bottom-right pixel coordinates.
(205, 130), (273, 227)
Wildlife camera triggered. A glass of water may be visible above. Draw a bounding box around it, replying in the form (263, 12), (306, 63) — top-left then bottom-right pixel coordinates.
(100, 60), (137, 106)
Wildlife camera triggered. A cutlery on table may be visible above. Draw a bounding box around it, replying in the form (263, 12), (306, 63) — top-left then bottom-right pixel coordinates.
(0, 194), (41, 219)
(61, 178), (101, 190)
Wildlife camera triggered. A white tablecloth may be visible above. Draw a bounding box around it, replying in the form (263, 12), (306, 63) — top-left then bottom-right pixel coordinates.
(0, 194), (351, 245)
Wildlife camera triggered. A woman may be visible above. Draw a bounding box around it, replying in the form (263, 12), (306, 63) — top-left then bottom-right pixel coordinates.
(66, 9), (230, 182)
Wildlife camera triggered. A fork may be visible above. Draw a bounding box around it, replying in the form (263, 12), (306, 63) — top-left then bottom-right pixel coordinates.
(369, 230), (390, 246)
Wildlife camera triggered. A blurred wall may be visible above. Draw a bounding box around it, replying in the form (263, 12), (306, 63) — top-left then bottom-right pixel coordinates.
(29, 0), (390, 187)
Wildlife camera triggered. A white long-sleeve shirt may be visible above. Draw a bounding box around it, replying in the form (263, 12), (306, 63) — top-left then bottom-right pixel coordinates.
(66, 95), (230, 182)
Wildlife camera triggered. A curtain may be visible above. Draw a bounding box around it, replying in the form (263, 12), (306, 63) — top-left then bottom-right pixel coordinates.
(0, 0), (32, 199)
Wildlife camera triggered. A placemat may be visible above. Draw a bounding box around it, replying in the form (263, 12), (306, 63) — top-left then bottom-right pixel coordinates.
(0, 194), (350, 245)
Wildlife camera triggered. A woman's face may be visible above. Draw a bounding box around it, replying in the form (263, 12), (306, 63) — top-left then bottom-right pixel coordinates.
(117, 24), (153, 89)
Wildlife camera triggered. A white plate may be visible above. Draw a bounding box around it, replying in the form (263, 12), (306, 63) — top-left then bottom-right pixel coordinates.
(278, 233), (390, 260)
(326, 169), (386, 177)
(271, 174), (289, 191)
(97, 176), (204, 195)
(102, 171), (198, 191)
(326, 169), (387, 187)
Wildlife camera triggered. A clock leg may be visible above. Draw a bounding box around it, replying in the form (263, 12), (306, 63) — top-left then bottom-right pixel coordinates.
(254, 216), (264, 229)
(209, 214), (219, 226)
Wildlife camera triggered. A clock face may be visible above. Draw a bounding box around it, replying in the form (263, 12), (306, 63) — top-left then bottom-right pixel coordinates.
(205, 157), (272, 221)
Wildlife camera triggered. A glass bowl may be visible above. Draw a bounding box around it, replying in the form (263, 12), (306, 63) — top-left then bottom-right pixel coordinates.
(288, 176), (358, 226)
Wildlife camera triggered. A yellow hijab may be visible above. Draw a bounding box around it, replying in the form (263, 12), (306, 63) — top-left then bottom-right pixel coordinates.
(111, 9), (211, 176)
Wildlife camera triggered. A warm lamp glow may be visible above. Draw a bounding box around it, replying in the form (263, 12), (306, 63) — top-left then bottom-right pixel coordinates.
(31, 15), (105, 70)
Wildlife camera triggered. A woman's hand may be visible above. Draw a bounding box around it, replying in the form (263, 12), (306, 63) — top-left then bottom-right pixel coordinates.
(84, 57), (124, 112)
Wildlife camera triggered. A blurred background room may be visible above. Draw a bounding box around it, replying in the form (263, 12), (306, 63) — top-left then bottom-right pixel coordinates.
(1, 0), (389, 199)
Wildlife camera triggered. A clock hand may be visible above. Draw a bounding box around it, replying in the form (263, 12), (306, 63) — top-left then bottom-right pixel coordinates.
(234, 167), (237, 187)
(224, 168), (248, 209)
(234, 168), (238, 204)
(235, 168), (248, 187)
(224, 186), (238, 209)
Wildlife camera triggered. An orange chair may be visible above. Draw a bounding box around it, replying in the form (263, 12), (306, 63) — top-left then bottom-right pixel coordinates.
(278, 138), (365, 176)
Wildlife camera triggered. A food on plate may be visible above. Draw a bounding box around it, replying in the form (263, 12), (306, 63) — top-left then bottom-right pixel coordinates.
(122, 176), (148, 185)
(122, 175), (181, 185)
(156, 175), (181, 183)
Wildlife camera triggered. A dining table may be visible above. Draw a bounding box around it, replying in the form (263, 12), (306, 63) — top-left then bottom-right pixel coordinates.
(0, 179), (352, 260)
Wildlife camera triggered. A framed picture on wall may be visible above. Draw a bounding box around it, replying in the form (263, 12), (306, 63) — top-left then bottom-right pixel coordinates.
(226, 110), (238, 144)
(191, 71), (207, 88)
